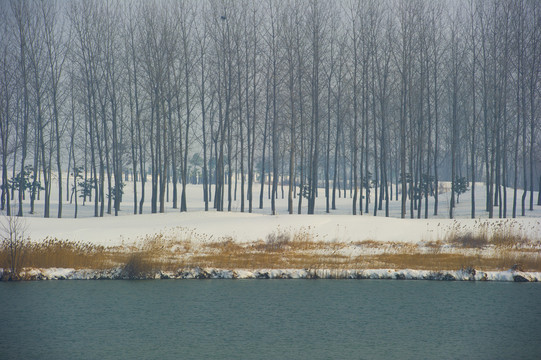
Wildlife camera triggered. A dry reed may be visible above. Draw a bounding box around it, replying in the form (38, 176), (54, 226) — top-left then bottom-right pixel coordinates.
(2, 222), (540, 275)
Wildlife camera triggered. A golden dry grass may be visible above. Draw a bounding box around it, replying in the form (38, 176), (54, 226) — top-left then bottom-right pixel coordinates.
(353, 252), (541, 271)
(2, 224), (540, 274)
(189, 237), (540, 271)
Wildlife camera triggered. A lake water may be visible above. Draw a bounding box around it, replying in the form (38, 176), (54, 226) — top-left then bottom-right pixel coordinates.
(1, 280), (540, 360)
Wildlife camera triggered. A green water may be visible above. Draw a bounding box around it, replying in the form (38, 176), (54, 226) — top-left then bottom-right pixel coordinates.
(1, 280), (540, 360)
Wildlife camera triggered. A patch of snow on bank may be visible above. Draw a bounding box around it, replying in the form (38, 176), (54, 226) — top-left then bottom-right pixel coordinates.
(9, 267), (540, 282)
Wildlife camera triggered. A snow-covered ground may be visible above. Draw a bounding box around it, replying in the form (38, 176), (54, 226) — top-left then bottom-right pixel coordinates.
(2, 176), (540, 282)
(19, 209), (541, 249)
(11, 177), (541, 219)
(4, 176), (538, 248)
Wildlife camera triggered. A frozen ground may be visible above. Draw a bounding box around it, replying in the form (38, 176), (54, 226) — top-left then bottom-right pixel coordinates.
(2, 176), (540, 280)
(3, 176), (538, 248)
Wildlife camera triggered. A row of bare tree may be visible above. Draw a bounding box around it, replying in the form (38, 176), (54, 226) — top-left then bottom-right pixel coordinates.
(0, 0), (539, 219)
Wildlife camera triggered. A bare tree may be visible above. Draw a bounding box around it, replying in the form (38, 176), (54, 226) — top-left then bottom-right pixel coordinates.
(306, 0), (327, 215)
(1, 0), (539, 220)
(0, 8), (14, 216)
(41, 0), (67, 218)
(11, 0), (31, 217)
(1, 213), (28, 278)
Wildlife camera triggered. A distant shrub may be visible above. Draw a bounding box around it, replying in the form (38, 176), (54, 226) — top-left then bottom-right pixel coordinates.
(452, 177), (469, 204)
(445, 220), (530, 249)
(265, 230), (291, 251)
(121, 253), (156, 279)
(452, 232), (489, 249)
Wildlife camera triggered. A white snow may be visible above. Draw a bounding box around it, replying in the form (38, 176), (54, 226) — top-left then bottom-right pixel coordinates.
(14, 267), (541, 282)
(2, 176), (541, 280)
(3, 177), (539, 248)
(22, 210), (539, 247)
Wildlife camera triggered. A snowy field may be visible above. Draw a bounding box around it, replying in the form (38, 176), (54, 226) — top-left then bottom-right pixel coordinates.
(3, 176), (539, 248)
(2, 176), (541, 280)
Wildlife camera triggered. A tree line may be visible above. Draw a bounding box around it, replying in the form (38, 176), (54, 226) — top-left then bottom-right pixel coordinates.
(0, 0), (540, 219)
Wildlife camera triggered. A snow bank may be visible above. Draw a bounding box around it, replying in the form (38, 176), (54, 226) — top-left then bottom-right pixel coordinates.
(6, 267), (540, 282)
(8, 182), (540, 248)
(21, 211), (541, 248)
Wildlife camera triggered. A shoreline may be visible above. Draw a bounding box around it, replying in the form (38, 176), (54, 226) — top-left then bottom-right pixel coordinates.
(2, 267), (540, 282)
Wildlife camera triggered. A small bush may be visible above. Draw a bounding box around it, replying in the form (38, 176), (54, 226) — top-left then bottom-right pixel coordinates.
(452, 232), (489, 249)
(490, 231), (527, 248)
(121, 253), (156, 279)
(265, 230), (291, 251)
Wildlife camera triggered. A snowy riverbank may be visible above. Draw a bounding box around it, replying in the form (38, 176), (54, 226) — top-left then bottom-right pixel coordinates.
(3, 183), (540, 280)
(4, 266), (540, 282)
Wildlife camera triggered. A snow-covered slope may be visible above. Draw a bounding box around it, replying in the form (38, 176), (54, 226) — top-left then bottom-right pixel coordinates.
(3, 177), (536, 247)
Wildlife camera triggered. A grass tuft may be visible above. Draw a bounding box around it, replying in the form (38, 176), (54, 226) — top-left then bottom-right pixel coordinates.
(265, 230), (291, 251)
(121, 253), (157, 279)
(451, 232), (489, 248)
